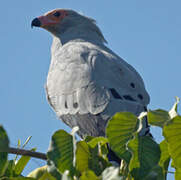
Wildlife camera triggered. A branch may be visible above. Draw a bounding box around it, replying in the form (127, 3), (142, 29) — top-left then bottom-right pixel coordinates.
(5, 147), (47, 160)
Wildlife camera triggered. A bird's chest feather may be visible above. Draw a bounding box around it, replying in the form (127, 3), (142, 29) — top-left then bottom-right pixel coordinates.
(46, 43), (95, 96)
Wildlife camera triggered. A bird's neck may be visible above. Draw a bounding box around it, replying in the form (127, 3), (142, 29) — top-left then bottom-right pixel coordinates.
(52, 24), (107, 47)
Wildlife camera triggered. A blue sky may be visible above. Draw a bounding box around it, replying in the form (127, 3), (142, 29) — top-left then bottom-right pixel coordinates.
(0, 1), (180, 179)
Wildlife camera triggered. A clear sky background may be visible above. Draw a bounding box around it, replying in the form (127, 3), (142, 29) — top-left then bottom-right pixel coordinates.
(0, 1), (180, 179)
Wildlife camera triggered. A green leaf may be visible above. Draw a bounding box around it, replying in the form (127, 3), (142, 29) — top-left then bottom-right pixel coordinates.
(38, 172), (56, 180)
(106, 112), (139, 160)
(0, 177), (35, 180)
(175, 168), (181, 180)
(17, 140), (21, 148)
(84, 136), (94, 143)
(144, 165), (164, 180)
(119, 150), (132, 164)
(159, 140), (170, 179)
(147, 109), (170, 127)
(76, 141), (90, 173)
(80, 170), (99, 180)
(87, 137), (108, 148)
(47, 130), (74, 175)
(27, 165), (47, 179)
(0, 125), (9, 176)
(76, 141), (109, 176)
(163, 115), (181, 168)
(128, 135), (161, 180)
(101, 167), (120, 180)
(3, 160), (15, 177)
(87, 137), (109, 161)
(148, 97), (180, 128)
(0, 126), (9, 151)
(0, 153), (8, 177)
(14, 148), (36, 176)
(47, 162), (62, 179)
(88, 145), (109, 176)
(85, 136), (108, 160)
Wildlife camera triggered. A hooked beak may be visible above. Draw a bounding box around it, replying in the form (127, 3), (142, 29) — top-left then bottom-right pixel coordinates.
(31, 15), (57, 29)
(31, 18), (41, 28)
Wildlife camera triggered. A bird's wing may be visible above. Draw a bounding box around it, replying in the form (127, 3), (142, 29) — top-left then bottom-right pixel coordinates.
(46, 42), (150, 118)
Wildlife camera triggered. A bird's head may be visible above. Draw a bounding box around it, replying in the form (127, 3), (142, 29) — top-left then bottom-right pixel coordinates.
(31, 9), (107, 43)
(31, 9), (75, 34)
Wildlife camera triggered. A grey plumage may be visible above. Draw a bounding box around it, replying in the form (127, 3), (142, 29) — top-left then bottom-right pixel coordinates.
(32, 9), (150, 138)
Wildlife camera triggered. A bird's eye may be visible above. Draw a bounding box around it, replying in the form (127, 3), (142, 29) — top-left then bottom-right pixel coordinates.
(53, 11), (61, 17)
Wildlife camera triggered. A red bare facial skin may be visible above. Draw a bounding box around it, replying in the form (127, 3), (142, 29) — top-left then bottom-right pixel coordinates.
(38, 10), (68, 28)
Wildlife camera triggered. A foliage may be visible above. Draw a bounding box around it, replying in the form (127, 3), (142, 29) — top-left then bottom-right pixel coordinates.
(0, 98), (180, 179)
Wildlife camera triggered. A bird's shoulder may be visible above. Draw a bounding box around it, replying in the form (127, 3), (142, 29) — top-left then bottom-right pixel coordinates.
(58, 41), (114, 60)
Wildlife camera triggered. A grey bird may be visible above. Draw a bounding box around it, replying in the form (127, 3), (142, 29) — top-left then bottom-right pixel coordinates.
(31, 9), (150, 139)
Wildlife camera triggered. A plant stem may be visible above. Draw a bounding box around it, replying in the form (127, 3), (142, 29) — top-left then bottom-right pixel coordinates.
(5, 147), (47, 160)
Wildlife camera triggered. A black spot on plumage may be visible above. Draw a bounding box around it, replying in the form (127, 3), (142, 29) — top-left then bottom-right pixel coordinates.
(138, 94), (143, 100)
(110, 88), (122, 99)
(65, 101), (68, 108)
(123, 95), (136, 102)
(130, 83), (135, 88)
(96, 113), (101, 116)
(73, 103), (78, 108)
(144, 106), (147, 111)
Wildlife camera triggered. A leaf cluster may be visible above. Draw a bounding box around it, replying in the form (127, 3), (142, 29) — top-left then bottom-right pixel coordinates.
(0, 97), (180, 180)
